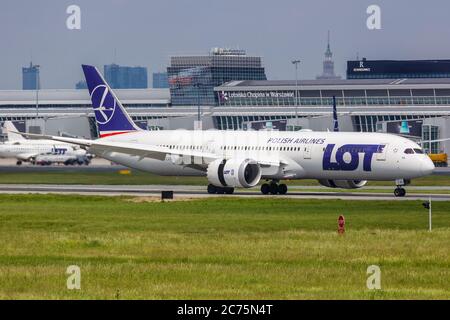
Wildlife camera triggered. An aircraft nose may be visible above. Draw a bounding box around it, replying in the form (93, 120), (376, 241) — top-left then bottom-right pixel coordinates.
(420, 157), (435, 175)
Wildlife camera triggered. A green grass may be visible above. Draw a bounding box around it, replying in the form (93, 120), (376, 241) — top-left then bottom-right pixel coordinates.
(0, 170), (449, 187)
(0, 195), (449, 299)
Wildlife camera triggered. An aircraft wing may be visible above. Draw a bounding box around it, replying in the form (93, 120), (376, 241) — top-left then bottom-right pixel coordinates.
(13, 131), (219, 163)
(91, 144), (287, 173)
(89, 140), (219, 162)
(425, 137), (450, 143)
(14, 131), (285, 167)
(89, 142), (287, 167)
(12, 132), (93, 148)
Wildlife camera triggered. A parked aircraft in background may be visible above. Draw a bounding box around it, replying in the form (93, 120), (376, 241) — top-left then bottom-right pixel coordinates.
(0, 121), (88, 165)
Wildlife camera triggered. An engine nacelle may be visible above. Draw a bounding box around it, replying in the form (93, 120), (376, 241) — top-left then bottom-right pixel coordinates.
(318, 179), (368, 189)
(207, 158), (262, 188)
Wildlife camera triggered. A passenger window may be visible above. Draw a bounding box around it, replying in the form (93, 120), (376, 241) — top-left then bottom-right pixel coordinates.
(404, 148), (414, 154)
(414, 148), (424, 154)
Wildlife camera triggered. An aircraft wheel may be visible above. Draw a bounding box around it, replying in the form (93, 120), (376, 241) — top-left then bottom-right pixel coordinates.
(216, 187), (225, 194)
(278, 184), (288, 195)
(400, 188), (406, 196)
(207, 184), (217, 194)
(394, 187), (406, 197)
(261, 183), (270, 195)
(16, 160), (22, 166)
(225, 187), (234, 194)
(269, 182), (279, 195)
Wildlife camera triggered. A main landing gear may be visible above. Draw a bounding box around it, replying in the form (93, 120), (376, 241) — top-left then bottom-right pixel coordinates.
(207, 184), (234, 195)
(394, 187), (406, 197)
(260, 181), (288, 195)
(393, 179), (409, 197)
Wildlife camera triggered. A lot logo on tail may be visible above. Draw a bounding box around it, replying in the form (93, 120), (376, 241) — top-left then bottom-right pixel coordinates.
(91, 85), (116, 124)
(323, 144), (385, 171)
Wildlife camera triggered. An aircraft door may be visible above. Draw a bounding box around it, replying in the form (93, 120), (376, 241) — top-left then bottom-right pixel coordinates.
(206, 140), (216, 154)
(303, 145), (312, 159)
(376, 144), (388, 161)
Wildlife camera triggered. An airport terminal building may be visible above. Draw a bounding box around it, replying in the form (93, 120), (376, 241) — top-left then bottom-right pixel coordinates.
(1, 55), (450, 155)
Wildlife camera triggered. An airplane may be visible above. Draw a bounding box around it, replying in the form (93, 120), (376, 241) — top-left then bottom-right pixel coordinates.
(16, 65), (435, 197)
(0, 121), (87, 165)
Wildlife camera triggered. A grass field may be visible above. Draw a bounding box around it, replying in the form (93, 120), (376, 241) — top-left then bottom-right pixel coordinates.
(0, 194), (448, 299)
(0, 169), (450, 187)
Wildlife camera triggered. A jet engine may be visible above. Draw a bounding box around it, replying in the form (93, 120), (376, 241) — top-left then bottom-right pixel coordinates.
(318, 179), (368, 189)
(207, 158), (262, 188)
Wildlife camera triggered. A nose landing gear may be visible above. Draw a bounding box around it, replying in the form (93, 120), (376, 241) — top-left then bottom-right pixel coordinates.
(394, 179), (410, 197)
(260, 181), (288, 195)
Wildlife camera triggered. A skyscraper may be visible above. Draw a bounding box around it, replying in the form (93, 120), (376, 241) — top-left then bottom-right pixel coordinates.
(152, 72), (169, 88)
(168, 48), (267, 106)
(316, 32), (341, 80)
(104, 64), (148, 89)
(22, 62), (40, 90)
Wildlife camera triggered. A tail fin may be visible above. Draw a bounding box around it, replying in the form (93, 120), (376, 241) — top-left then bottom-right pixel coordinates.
(3, 121), (26, 141)
(81, 65), (141, 138)
(332, 96), (339, 132)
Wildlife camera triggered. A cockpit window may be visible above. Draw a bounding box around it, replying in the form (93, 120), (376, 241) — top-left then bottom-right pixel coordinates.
(404, 148), (414, 154)
(413, 148), (424, 154)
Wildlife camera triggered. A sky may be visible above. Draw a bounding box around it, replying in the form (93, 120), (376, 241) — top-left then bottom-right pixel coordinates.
(1, 0), (450, 89)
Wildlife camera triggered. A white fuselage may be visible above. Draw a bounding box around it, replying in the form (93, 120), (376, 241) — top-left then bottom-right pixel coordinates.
(89, 130), (435, 181)
(0, 139), (85, 161)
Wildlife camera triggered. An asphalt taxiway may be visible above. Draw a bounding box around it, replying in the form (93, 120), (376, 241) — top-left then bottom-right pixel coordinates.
(0, 184), (449, 201)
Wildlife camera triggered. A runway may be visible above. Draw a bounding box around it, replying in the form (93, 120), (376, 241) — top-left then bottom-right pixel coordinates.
(0, 184), (449, 201)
